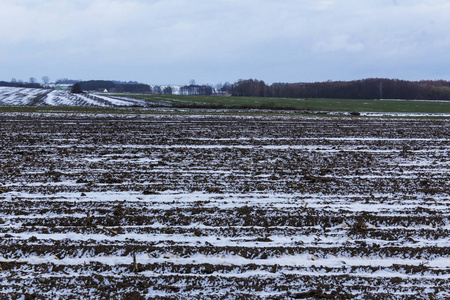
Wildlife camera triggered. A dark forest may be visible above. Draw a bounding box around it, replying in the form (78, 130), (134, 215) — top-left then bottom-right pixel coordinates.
(230, 78), (450, 100)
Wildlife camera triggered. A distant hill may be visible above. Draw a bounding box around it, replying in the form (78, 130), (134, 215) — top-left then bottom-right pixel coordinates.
(0, 87), (167, 107)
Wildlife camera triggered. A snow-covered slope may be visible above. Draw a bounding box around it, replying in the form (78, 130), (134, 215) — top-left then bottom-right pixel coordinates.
(0, 87), (155, 107)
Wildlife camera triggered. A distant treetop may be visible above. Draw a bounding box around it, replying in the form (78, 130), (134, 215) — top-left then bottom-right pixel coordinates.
(231, 78), (450, 100)
(56, 78), (81, 84)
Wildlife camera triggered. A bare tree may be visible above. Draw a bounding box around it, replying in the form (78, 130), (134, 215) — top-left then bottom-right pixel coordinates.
(153, 85), (162, 94)
(42, 76), (50, 84)
(11, 78), (17, 83)
(29, 77), (37, 84)
(221, 82), (231, 92)
(163, 86), (172, 95)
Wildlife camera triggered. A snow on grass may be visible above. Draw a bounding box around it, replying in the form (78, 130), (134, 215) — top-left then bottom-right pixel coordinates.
(0, 87), (47, 105)
(0, 87), (147, 107)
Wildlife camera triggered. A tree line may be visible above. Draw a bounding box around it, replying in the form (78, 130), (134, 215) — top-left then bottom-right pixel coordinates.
(76, 80), (151, 93)
(72, 80), (174, 95)
(230, 78), (450, 100)
(0, 81), (41, 89)
(179, 84), (213, 96)
(4, 76), (450, 100)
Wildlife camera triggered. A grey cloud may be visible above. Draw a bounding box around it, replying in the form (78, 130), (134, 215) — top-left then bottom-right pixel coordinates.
(0, 0), (449, 84)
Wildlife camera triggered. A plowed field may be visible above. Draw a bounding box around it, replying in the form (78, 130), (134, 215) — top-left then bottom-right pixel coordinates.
(0, 113), (449, 299)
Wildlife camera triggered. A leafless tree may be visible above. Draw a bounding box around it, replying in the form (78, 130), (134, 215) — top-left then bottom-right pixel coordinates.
(163, 86), (172, 95)
(153, 85), (162, 94)
(42, 76), (50, 84)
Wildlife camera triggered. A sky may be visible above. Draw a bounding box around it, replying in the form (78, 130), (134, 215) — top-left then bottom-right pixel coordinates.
(1, 0), (450, 85)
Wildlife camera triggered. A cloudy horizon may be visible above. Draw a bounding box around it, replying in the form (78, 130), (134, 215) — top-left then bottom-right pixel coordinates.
(1, 0), (449, 85)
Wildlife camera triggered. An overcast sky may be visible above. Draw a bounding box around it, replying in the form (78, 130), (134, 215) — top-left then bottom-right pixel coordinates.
(1, 0), (449, 85)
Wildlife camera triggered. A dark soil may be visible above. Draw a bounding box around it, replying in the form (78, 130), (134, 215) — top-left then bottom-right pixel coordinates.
(0, 113), (448, 299)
